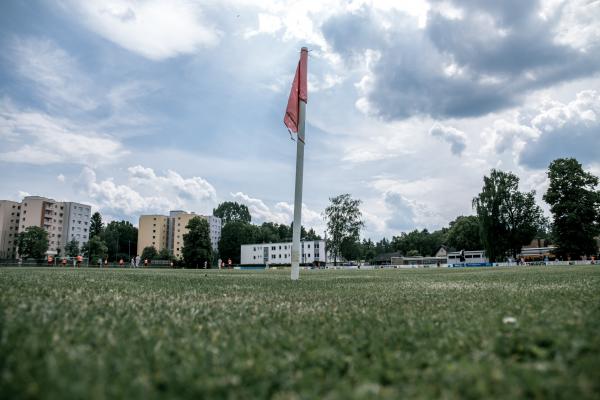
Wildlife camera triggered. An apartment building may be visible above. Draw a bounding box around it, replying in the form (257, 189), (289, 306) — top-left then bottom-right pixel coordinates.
(138, 211), (222, 259)
(137, 215), (169, 256)
(62, 202), (92, 249)
(0, 201), (21, 259)
(19, 196), (66, 255)
(0, 196), (94, 258)
(240, 240), (327, 265)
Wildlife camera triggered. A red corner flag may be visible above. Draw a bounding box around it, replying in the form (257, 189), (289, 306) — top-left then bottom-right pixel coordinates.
(284, 48), (308, 134)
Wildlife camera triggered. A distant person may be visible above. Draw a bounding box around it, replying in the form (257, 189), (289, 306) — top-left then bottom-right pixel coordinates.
(228, 258), (232, 268)
(135, 255), (140, 268)
(98, 257), (102, 268)
(131, 257), (135, 268)
(76, 255), (83, 267)
(204, 260), (207, 269)
(144, 259), (148, 267)
(104, 259), (108, 268)
(119, 258), (124, 267)
(61, 258), (67, 267)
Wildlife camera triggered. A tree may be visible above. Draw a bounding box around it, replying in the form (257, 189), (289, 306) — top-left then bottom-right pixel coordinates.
(340, 237), (361, 261)
(304, 228), (322, 241)
(90, 212), (104, 239)
(473, 169), (545, 262)
(361, 238), (376, 262)
(544, 158), (600, 259)
(17, 227), (49, 259)
(157, 248), (173, 260)
(182, 217), (212, 268)
(446, 216), (482, 251)
(64, 239), (80, 257)
(102, 221), (138, 261)
(84, 236), (108, 262)
(141, 246), (158, 261)
(213, 202), (251, 225)
(324, 194), (364, 265)
(218, 221), (259, 264)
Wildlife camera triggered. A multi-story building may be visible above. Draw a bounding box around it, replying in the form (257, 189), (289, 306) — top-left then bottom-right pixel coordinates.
(138, 211), (222, 259)
(137, 215), (169, 256)
(0, 196), (94, 258)
(240, 240), (327, 266)
(62, 202), (92, 249)
(0, 201), (21, 259)
(19, 196), (66, 255)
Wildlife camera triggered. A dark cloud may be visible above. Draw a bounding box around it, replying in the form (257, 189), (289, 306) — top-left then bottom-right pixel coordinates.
(322, 1), (600, 120)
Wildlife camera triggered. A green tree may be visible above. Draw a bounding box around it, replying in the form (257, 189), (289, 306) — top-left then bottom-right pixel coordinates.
(90, 212), (104, 239)
(340, 237), (361, 261)
(141, 246), (158, 261)
(473, 169), (545, 262)
(182, 217), (213, 268)
(17, 226), (49, 259)
(84, 236), (108, 262)
(324, 194), (364, 265)
(304, 228), (322, 241)
(447, 216), (482, 251)
(361, 238), (376, 262)
(157, 248), (173, 260)
(64, 239), (80, 257)
(213, 202), (251, 225)
(544, 158), (600, 259)
(102, 221), (138, 261)
(218, 221), (259, 264)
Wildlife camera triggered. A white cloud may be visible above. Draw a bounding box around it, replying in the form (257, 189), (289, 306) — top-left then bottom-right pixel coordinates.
(57, 174), (66, 183)
(10, 37), (97, 110)
(69, 0), (220, 60)
(0, 100), (127, 165)
(128, 165), (217, 204)
(484, 90), (600, 169)
(77, 166), (217, 217)
(429, 122), (467, 155)
(230, 191), (323, 230)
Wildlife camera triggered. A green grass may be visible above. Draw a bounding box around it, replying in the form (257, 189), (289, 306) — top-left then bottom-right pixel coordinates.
(1, 266), (599, 399)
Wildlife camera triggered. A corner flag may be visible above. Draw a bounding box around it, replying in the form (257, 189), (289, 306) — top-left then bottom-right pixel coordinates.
(285, 47), (308, 281)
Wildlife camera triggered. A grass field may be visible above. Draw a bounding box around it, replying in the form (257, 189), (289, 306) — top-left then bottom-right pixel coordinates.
(1, 266), (599, 399)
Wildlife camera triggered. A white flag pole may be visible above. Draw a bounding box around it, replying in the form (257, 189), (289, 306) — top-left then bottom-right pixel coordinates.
(291, 49), (307, 281)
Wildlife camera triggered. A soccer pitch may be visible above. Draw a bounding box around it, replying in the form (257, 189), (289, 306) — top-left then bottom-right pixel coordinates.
(1, 266), (599, 399)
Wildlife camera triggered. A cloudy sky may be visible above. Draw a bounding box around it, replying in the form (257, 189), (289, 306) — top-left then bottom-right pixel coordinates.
(1, 0), (599, 240)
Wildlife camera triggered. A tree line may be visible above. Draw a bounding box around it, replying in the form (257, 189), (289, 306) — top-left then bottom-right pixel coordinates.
(324, 157), (599, 263)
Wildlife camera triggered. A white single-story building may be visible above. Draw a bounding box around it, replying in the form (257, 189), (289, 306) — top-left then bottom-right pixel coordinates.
(447, 250), (489, 266)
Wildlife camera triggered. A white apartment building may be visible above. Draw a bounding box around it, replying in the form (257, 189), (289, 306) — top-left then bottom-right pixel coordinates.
(62, 202), (92, 249)
(0, 201), (21, 259)
(241, 239), (327, 265)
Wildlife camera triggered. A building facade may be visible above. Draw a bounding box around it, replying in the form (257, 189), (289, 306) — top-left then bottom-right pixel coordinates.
(138, 211), (222, 259)
(0, 196), (93, 258)
(0, 201), (21, 259)
(62, 202), (92, 249)
(137, 215), (169, 256)
(240, 240), (327, 265)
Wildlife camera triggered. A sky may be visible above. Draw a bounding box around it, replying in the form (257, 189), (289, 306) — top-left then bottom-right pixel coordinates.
(0, 0), (599, 240)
